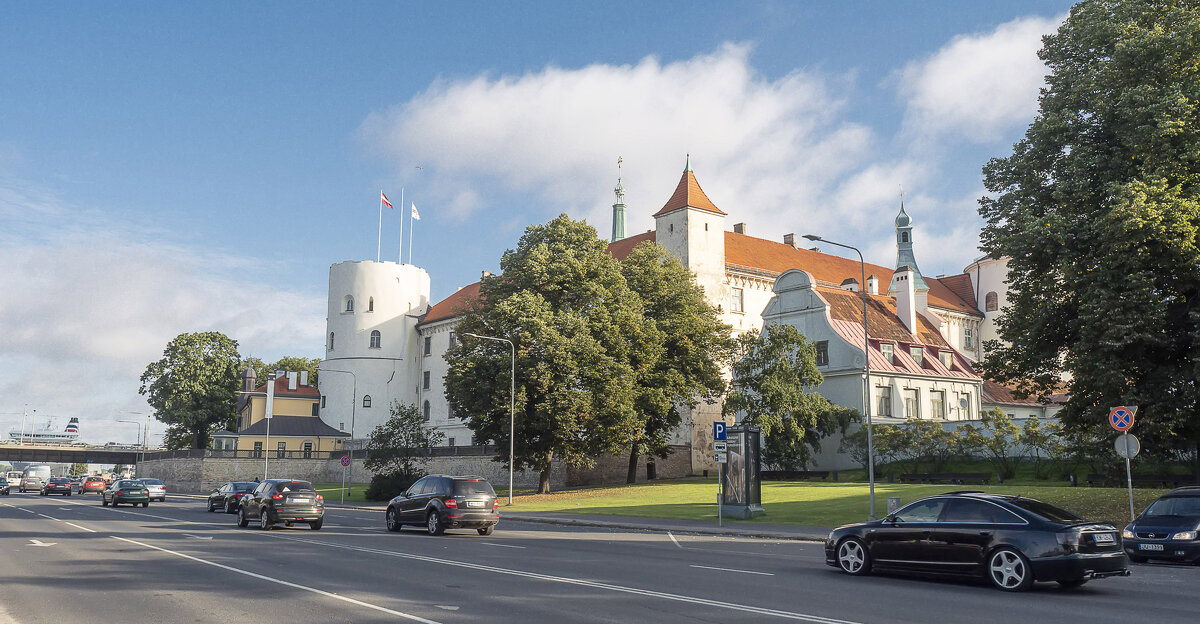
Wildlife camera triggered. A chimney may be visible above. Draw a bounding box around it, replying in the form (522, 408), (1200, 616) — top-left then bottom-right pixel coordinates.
(891, 266), (918, 335)
(783, 233), (797, 248)
(733, 222), (747, 235)
(287, 371), (298, 391)
(866, 274), (878, 295)
(299, 370), (309, 387)
(840, 278), (859, 292)
(481, 270), (492, 279)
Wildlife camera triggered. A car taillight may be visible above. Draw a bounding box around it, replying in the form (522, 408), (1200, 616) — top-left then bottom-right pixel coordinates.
(117, 490), (127, 495)
(271, 493), (283, 500)
(234, 493), (246, 498)
(444, 498), (458, 509)
(316, 494), (323, 501)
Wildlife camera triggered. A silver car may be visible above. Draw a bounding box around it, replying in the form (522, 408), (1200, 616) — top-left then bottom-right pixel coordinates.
(138, 478), (167, 502)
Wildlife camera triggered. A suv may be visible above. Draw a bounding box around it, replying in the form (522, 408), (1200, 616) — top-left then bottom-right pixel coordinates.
(237, 479), (324, 530)
(385, 475), (499, 536)
(1123, 486), (1200, 563)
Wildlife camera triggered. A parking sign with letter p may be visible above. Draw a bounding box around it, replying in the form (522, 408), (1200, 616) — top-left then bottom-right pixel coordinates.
(713, 422), (726, 441)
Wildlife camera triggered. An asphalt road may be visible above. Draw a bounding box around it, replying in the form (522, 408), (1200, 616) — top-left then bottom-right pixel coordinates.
(0, 491), (1195, 624)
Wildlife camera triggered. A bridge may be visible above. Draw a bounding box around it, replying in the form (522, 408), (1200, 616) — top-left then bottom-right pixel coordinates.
(0, 443), (144, 465)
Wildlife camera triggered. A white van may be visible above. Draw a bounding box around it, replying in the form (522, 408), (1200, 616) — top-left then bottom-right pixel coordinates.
(5, 471), (21, 487)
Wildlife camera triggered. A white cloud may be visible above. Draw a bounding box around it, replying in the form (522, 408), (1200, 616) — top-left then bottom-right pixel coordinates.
(897, 15), (1064, 142)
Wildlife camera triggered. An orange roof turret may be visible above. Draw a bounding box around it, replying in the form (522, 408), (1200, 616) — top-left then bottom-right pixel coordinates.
(652, 155), (726, 217)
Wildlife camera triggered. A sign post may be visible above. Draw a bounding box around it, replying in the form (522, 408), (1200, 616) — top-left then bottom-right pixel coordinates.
(1109, 406), (1139, 522)
(340, 455), (351, 504)
(714, 422), (726, 527)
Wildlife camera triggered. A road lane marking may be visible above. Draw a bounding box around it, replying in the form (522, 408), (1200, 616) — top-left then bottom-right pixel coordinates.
(36, 513), (61, 521)
(668, 531), (683, 549)
(109, 536), (443, 624)
(28, 539), (56, 547)
(478, 541), (525, 549)
(64, 522), (97, 533)
(183, 534), (214, 540)
(266, 534), (859, 624)
(689, 564), (774, 576)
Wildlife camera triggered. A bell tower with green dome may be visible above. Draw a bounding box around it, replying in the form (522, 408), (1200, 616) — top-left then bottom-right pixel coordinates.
(894, 200), (928, 291)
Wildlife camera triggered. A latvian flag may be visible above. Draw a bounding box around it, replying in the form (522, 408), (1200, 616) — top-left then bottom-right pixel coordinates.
(381, 191), (393, 209)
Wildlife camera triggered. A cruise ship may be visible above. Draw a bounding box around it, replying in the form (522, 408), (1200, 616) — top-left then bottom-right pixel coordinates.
(7, 417), (81, 444)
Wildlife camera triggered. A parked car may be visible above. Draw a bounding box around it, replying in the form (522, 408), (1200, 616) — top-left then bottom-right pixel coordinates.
(102, 479), (150, 508)
(1123, 486), (1200, 564)
(207, 481), (258, 513)
(826, 491), (1129, 591)
(385, 475), (500, 536)
(138, 478), (167, 502)
(236, 479), (324, 530)
(78, 476), (107, 494)
(40, 477), (73, 496)
(0, 481), (9, 496)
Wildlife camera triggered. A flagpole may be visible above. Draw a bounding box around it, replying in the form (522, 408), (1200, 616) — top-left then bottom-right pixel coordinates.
(408, 202), (414, 265)
(376, 190), (383, 262)
(398, 187), (405, 264)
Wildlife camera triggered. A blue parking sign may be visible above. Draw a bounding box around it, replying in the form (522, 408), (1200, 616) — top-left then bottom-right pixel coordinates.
(713, 422), (726, 441)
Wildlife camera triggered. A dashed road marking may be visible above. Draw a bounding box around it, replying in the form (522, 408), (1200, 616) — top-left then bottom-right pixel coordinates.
(689, 564), (774, 576)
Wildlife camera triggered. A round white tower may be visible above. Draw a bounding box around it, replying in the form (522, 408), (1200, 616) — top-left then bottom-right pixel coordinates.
(318, 260), (431, 442)
(963, 255), (1010, 351)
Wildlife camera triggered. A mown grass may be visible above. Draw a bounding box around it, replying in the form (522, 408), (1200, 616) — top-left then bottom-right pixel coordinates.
(313, 483), (372, 503)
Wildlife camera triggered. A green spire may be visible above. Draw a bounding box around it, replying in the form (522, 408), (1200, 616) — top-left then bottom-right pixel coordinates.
(685, 153), (691, 172)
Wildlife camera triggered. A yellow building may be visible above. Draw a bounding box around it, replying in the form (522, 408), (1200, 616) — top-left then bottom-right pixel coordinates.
(217, 368), (349, 456)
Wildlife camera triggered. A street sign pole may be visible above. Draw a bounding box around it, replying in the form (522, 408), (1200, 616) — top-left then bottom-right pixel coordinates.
(1124, 435), (1135, 522)
(713, 422), (726, 528)
(1110, 405), (1139, 523)
(341, 464), (347, 505)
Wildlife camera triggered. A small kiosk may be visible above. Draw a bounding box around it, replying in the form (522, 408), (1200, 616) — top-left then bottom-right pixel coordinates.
(720, 425), (764, 519)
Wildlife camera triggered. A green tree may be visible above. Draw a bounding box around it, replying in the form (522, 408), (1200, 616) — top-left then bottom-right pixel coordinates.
(446, 215), (651, 493)
(363, 401), (445, 500)
(723, 324), (855, 470)
(245, 356), (321, 387)
(619, 242), (733, 483)
(69, 462), (89, 476)
(139, 332), (242, 450)
(958, 409), (1027, 481)
(978, 0), (1200, 472)
(1022, 417), (1066, 479)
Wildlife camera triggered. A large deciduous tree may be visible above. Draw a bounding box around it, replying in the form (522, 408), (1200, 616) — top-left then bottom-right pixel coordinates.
(244, 356), (321, 387)
(445, 215), (653, 493)
(619, 242), (733, 483)
(979, 0), (1200, 471)
(723, 324), (856, 469)
(139, 332), (242, 449)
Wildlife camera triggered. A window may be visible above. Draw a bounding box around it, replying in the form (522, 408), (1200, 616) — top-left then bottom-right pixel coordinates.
(320, 395), (326, 409)
(423, 400), (431, 421)
(731, 288), (744, 313)
(903, 388), (919, 419)
(876, 387), (892, 417)
(939, 351), (952, 369)
(985, 292), (998, 312)
(930, 391), (945, 420)
(328, 332), (335, 351)
(901, 232), (909, 243)
(276, 442), (286, 458)
(447, 405), (455, 420)
(370, 330), (381, 349)
(303, 442), (313, 459)
(448, 437), (456, 447)
(815, 341), (829, 366)
(311, 403), (319, 417)
(893, 498), (945, 522)
(449, 332), (456, 349)
(363, 395), (372, 408)
(368, 296), (375, 312)
(424, 336), (432, 356)
(910, 346), (924, 366)
(423, 371), (430, 390)
(880, 343), (894, 362)
(943, 499), (1023, 524)
(344, 296), (354, 312)
(964, 327), (975, 350)
(339, 422), (345, 431)
(253, 442), (263, 458)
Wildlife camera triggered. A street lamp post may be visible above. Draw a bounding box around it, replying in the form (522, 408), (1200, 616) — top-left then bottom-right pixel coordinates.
(117, 419), (143, 476)
(120, 410), (146, 465)
(804, 234), (877, 520)
(464, 332), (516, 505)
(321, 369), (357, 502)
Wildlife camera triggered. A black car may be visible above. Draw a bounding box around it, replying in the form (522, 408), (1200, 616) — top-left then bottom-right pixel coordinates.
(207, 481), (258, 513)
(102, 479), (150, 507)
(0, 481), (9, 496)
(237, 479), (324, 530)
(826, 492), (1130, 591)
(385, 475), (499, 536)
(1123, 486), (1200, 564)
(41, 477), (73, 496)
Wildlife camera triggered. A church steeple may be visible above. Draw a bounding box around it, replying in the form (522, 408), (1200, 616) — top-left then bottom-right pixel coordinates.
(611, 156), (626, 241)
(894, 190), (928, 291)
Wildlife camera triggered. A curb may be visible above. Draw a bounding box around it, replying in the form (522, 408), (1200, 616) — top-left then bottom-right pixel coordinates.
(501, 513), (828, 543)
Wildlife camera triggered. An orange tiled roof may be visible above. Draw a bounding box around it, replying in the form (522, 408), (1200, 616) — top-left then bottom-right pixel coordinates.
(421, 281), (482, 326)
(606, 230), (657, 260)
(981, 379), (1068, 407)
(816, 286), (949, 347)
(938, 273), (977, 310)
(249, 375), (320, 399)
(652, 169), (726, 217)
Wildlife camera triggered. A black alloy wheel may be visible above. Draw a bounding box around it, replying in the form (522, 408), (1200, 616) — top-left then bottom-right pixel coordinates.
(426, 510), (444, 536)
(259, 510), (273, 530)
(237, 507), (249, 528)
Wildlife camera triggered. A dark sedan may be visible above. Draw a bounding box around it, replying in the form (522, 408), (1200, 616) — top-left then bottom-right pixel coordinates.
(102, 479), (150, 507)
(826, 492), (1129, 591)
(236, 479), (324, 530)
(207, 481), (258, 513)
(40, 477), (73, 496)
(0, 481), (9, 496)
(385, 474), (499, 536)
(1123, 486), (1200, 563)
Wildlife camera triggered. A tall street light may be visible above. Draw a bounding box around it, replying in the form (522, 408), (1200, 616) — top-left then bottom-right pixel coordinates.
(321, 369), (357, 501)
(464, 332), (516, 505)
(117, 419), (142, 475)
(120, 410), (146, 465)
(804, 234), (877, 520)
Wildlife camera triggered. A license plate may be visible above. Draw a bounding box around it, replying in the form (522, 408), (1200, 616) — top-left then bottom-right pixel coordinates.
(290, 497), (311, 504)
(466, 501), (484, 508)
(1139, 543), (1164, 551)
(1093, 533), (1115, 544)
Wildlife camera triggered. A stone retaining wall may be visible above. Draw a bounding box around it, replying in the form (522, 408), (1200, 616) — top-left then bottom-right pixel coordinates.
(564, 445), (693, 486)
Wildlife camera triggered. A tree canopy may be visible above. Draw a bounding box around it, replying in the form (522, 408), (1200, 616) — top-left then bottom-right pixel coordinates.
(139, 331), (242, 449)
(243, 356), (321, 388)
(364, 401), (444, 479)
(978, 0), (1200, 468)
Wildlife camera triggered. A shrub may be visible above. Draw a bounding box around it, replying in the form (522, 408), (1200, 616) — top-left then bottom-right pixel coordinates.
(364, 470), (423, 502)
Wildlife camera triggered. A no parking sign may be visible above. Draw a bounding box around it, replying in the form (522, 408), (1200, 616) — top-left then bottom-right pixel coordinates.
(340, 455), (351, 467)
(1109, 406), (1136, 432)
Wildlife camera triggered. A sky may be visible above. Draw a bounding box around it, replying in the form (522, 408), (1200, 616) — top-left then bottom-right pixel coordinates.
(0, 1), (1077, 446)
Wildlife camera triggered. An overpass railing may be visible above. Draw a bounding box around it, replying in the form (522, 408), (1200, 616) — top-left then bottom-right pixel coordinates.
(142, 445), (499, 462)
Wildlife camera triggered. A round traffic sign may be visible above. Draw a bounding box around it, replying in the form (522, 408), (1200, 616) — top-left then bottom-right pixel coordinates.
(1115, 433), (1140, 459)
(1109, 406), (1135, 432)
(340, 455), (351, 467)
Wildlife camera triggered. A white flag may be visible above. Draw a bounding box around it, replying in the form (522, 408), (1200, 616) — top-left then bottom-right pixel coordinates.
(411, 203), (421, 221)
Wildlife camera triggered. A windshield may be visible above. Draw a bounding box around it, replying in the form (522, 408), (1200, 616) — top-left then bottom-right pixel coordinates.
(140, 479), (164, 485)
(117, 480), (142, 488)
(453, 480), (496, 496)
(233, 482), (257, 491)
(1144, 496), (1200, 518)
(274, 481), (315, 493)
(1005, 498), (1083, 523)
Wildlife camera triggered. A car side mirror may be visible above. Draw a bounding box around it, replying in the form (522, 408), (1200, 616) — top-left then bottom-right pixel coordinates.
(885, 514), (898, 524)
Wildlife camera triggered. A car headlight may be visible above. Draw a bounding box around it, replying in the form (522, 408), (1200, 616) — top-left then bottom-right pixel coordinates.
(1122, 528), (1135, 539)
(1171, 531), (1197, 541)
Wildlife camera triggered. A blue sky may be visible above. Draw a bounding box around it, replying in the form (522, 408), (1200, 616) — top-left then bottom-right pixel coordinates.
(0, 1), (1075, 445)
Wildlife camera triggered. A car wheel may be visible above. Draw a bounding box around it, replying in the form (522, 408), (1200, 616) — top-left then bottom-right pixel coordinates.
(112, 501), (119, 508)
(1057, 578), (1088, 589)
(259, 510), (273, 530)
(426, 510), (444, 536)
(225, 501), (235, 514)
(101, 497), (109, 506)
(477, 525), (495, 536)
(386, 508), (400, 532)
(237, 507), (249, 528)
(310, 519), (323, 530)
(836, 537), (872, 576)
(207, 500), (215, 512)
(988, 547), (1034, 592)
(142, 502), (149, 508)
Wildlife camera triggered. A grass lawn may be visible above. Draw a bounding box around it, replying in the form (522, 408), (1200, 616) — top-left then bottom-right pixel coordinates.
(313, 483), (373, 503)
(508, 478), (1164, 528)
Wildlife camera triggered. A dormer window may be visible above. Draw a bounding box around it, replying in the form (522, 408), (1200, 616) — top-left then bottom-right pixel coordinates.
(939, 350), (952, 369)
(880, 343), (894, 362)
(344, 296), (354, 313)
(909, 346), (924, 366)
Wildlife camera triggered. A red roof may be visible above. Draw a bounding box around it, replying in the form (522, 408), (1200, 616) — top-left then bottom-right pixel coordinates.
(938, 273), (977, 310)
(606, 230), (656, 260)
(652, 168), (726, 217)
(981, 379), (1067, 407)
(251, 375), (319, 399)
(421, 281), (481, 325)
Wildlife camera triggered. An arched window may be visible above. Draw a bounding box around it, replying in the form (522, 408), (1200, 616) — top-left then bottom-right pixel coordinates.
(369, 330), (381, 349)
(344, 296), (354, 312)
(328, 332), (335, 350)
(368, 297), (374, 312)
(362, 395), (372, 408)
(423, 400), (430, 422)
(985, 291), (998, 312)
(901, 232), (909, 243)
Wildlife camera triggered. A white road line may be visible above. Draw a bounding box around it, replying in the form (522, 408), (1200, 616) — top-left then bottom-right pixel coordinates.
(667, 531), (683, 549)
(267, 534), (858, 624)
(689, 564), (774, 576)
(64, 522), (97, 533)
(36, 513), (61, 521)
(478, 541), (526, 549)
(109, 536), (442, 624)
